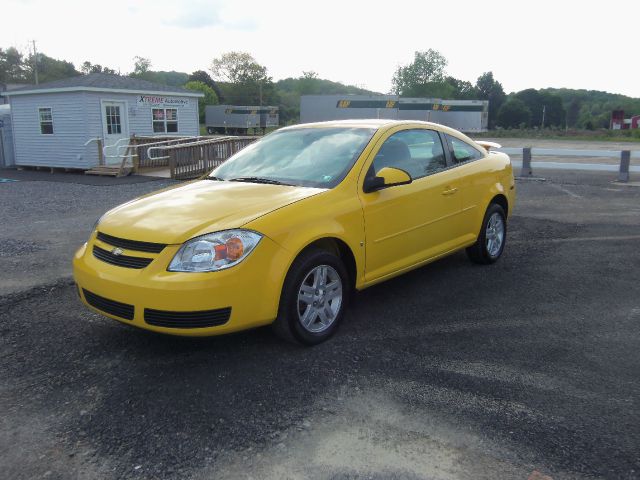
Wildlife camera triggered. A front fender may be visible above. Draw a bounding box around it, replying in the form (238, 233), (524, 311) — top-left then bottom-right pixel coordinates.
(244, 189), (366, 290)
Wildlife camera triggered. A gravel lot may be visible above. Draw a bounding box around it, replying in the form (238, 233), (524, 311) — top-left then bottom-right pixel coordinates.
(1, 168), (639, 479)
(0, 170), (176, 296)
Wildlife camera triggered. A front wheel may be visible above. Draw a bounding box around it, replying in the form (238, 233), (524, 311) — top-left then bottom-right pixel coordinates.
(466, 203), (507, 264)
(273, 249), (349, 345)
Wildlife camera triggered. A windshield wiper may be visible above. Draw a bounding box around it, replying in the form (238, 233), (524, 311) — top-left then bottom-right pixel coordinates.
(206, 176), (225, 181)
(229, 176), (286, 185)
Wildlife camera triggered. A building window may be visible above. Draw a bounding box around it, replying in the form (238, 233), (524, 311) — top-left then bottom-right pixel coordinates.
(105, 105), (122, 135)
(152, 108), (178, 133)
(39, 108), (53, 135)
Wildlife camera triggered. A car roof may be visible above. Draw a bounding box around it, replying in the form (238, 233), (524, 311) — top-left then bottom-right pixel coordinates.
(279, 119), (463, 136)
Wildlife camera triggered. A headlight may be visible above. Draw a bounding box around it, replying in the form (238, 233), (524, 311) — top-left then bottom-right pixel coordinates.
(168, 229), (262, 272)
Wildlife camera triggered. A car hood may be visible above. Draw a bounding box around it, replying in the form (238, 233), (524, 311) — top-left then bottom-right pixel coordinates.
(98, 180), (325, 244)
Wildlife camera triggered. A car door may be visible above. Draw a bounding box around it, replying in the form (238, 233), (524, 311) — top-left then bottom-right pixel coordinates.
(358, 127), (466, 283)
(443, 134), (491, 239)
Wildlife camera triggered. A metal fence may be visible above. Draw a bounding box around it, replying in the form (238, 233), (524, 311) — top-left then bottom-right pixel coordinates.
(162, 136), (258, 180)
(498, 147), (639, 182)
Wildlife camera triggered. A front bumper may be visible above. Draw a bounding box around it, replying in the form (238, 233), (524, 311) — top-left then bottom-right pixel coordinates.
(73, 233), (288, 336)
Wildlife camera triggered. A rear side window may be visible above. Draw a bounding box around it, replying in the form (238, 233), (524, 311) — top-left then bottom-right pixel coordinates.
(372, 129), (447, 180)
(445, 134), (484, 164)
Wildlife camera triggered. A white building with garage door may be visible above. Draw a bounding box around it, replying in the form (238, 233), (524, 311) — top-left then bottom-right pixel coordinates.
(0, 73), (203, 169)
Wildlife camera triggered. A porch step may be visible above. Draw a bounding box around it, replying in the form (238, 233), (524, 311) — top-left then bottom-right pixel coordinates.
(84, 166), (132, 177)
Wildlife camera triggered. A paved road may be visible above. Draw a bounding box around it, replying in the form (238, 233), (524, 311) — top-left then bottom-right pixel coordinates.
(477, 137), (640, 151)
(1, 172), (639, 479)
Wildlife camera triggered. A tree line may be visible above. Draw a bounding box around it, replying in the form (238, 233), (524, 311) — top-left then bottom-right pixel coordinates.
(2, 46), (638, 129)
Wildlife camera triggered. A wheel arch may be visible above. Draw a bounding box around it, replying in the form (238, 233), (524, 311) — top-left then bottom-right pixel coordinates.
(489, 193), (509, 216)
(294, 237), (358, 291)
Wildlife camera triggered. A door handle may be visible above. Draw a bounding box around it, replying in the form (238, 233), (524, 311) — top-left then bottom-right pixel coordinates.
(442, 187), (458, 196)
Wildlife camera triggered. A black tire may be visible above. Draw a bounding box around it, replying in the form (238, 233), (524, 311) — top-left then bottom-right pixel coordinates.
(466, 203), (507, 264)
(273, 248), (350, 345)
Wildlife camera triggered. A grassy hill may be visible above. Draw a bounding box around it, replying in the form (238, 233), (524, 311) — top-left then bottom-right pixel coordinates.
(542, 88), (640, 129)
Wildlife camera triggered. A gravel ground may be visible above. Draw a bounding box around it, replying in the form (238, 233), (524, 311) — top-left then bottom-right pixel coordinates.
(1, 170), (639, 479)
(0, 171), (176, 295)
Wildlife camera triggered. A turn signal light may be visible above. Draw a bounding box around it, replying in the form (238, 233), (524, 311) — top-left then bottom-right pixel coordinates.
(226, 237), (244, 261)
(213, 237), (244, 261)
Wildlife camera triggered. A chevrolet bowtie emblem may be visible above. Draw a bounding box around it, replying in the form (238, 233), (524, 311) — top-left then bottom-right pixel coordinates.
(111, 247), (124, 256)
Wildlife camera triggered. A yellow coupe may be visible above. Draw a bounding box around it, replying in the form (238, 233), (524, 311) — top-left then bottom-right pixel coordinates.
(73, 120), (515, 344)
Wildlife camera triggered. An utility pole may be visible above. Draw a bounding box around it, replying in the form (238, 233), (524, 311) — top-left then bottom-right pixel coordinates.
(541, 105), (546, 129)
(32, 40), (39, 85)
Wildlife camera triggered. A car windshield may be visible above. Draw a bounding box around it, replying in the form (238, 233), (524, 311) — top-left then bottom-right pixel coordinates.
(211, 127), (376, 188)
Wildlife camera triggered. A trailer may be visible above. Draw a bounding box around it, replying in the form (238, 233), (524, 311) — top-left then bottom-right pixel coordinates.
(300, 95), (489, 133)
(205, 105), (279, 134)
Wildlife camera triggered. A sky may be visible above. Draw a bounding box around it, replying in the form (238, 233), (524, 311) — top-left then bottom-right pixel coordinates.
(2, 0), (639, 97)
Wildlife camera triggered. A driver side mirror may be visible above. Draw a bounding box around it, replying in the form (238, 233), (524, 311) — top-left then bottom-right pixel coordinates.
(363, 167), (412, 193)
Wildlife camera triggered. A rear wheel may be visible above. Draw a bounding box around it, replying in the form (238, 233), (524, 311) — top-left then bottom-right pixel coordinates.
(273, 249), (349, 345)
(466, 203), (507, 264)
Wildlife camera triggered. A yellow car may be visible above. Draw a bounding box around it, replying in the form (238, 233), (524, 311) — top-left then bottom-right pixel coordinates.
(73, 120), (514, 345)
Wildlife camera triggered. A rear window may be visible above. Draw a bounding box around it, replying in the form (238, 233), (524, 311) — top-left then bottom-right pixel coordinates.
(445, 134), (484, 164)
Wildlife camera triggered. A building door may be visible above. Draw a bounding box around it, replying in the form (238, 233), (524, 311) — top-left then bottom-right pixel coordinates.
(101, 101), (129, 165)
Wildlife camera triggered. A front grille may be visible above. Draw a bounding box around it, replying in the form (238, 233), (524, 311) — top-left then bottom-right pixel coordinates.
(144, 307), (231, 329)
(83, 289), (134, 320)
(93, 245), (153, 269)
(97, 231), (166, 254)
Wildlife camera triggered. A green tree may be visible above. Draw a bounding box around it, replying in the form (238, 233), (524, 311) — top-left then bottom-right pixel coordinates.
(133, 56), (151, 75)
(515, 89), (544, 126)
(391, 49), (448, 95)
(401, 81), (457, 99)
(539, 91), (566, 128)
(211, 51), (270, 84)
(515, 88), (565, 128)
(565, 98), (582, 128)
(26, 53), (79, 83)
(189, 70), (223, 103)
(497, 98), (532, 128)
(445, 76), (477, 99)
(475, 72), (505, 128)
(81, 61), (116, 75)
(0, 47), (29, 83)
(184, 80), (219, 123)
(210, 51), (274, 106)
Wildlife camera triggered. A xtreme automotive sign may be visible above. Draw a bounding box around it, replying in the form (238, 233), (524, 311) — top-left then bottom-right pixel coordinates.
(137, 95), (190, 107)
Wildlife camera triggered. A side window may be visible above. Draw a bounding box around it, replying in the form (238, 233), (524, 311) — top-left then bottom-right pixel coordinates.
(446, 134), (484, 164)
(39, 107), (54, 135)
(372, 129), (446, 180)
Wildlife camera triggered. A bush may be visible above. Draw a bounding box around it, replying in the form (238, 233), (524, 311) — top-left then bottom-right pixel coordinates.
(184, 81), (219, 124)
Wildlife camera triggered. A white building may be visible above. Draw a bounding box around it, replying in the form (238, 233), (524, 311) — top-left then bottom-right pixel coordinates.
(0, 73), (203, 169)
